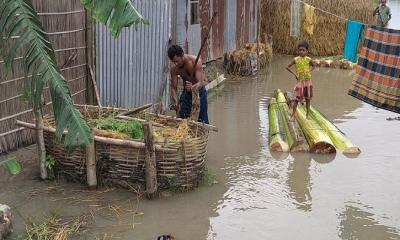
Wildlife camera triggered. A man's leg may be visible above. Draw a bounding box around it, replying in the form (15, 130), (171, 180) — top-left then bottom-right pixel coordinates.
(198, 88), (209, 124)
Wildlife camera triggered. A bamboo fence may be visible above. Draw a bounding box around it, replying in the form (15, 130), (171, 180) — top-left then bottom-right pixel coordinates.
(0, 0), (91, 153)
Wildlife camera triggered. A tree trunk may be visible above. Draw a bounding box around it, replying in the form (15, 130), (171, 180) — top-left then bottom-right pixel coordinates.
(85, 131), (97, 189)
(143, 122), (158, 199)
(34, 110), (47, 180)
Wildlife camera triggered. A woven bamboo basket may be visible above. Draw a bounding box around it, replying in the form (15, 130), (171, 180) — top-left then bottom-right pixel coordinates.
(41, 105), (210, 191)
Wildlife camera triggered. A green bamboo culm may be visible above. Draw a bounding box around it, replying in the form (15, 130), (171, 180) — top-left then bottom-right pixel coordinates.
(268, 97), (290, 152)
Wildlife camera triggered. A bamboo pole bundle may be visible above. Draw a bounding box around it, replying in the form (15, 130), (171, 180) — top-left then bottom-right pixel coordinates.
(309, 106), (360, 154)
(285, 93), (335, 154)
(275, 90), (309, 152)
(268, 98), (290, 152)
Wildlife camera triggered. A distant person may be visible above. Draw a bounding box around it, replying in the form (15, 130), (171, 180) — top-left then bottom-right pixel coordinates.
(168, 45), (209, 124)
(373, 0), (391, 27)
(286, 41), (315, 120)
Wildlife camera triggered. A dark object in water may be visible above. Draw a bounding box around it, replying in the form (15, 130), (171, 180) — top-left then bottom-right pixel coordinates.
(157, 235), (175, 240)
(386, 116), (400, 121)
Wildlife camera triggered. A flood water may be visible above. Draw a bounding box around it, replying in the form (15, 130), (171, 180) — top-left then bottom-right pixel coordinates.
(1, 55), (399, 240)
(2, 4), (400, 238)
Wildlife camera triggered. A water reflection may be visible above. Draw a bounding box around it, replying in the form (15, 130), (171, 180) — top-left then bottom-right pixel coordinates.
(287, 153), (313, 212)
(338, 202), (400, 240)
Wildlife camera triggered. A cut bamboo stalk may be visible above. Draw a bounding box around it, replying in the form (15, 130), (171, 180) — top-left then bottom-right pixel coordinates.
(34, 111), (48, 180)
(268, 97), (290, 152)
(117, 103), (154, 117)
(310, 106), (360, 154)
(275, 90), (309, 152)
(143, 122), (158, 199)
(16, 120), (177, 153)
(85, 130), (97, 189)
(285, 93), (336, 154)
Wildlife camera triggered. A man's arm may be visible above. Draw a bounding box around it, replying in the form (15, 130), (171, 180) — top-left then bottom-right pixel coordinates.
(286, 60), (298, 79)
(373, 6), (379, 16)
(170, 67), (178, 107)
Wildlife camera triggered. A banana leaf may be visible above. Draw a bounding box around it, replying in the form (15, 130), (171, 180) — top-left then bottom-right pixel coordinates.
(0, 157), (21, 175)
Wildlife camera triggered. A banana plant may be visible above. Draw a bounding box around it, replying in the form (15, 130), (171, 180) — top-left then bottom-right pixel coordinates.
(0, 0), (148, 179)
(0, 157), (21, 175)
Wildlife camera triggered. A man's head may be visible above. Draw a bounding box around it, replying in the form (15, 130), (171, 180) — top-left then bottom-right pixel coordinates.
(380, 0), (387, 6)
(297, 41), (309, 57)
(168, 45), (185, 67)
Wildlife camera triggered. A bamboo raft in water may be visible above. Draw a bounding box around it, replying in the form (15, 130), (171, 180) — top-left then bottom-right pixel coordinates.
(268, 89), (359, 155)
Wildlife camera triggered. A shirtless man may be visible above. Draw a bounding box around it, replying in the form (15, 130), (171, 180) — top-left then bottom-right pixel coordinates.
(168, 45), (209, 124)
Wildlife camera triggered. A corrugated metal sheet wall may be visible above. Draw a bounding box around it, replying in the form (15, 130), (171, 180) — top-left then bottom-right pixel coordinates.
(96, 0), (171, 108)
(224, 0), (237, 52)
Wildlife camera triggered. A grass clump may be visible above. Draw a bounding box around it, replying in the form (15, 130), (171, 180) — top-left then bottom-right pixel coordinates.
(90, 117), (144, 140)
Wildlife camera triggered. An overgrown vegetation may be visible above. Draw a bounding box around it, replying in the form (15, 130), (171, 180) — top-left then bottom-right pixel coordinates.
(90, 117), (144, 140)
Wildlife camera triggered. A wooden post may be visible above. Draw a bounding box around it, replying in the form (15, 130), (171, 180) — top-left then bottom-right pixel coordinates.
(85, 131), (97, 189)
(143, 122), (158, 199)
(34, 110), (47, 180)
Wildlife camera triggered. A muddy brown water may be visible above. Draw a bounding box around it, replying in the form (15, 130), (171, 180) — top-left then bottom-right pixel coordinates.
(1, 55), (399, 240)
(2, 8), (400, 237)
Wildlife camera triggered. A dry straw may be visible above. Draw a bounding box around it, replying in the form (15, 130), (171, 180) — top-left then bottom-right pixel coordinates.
(261, 0), (374, 56)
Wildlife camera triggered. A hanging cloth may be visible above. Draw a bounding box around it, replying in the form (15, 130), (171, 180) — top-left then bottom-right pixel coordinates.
(343, 20), (364, 63)
(290, 0), (301, 37)
(348, 25), (400, 114)
(303, 3), (316, 36)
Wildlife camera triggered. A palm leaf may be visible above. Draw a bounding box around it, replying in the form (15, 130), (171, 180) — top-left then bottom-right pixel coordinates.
(0, 0), (91, 147)
(81, 0), (149, 38)
(0, 157), (22, 175)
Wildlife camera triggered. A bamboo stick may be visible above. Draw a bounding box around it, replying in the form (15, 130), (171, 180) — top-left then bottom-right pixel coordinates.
(34, 111), (48, 180)
(117, 103), (153, 117)
(275, 90), (309, 152)
(143, 122), (158, 199)
(85, 131), (97, 189)
(16, 120), (177, 153)
(268, 98), (290, 152)
(309, 106), (360, 154)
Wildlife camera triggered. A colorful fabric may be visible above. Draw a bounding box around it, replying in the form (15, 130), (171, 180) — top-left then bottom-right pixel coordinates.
(303, 3), (316, 36)
(179, 87), (209, 124)
(295, 80), (313, 101)
(343, 20), (364, 63)
(294, 56), (312, 81)
(348, 25), (400, 114)
(376, 5), (391, 27)
(290, 0), (301, 37)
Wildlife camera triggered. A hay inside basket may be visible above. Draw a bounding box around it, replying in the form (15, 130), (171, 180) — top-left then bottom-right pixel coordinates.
(42, 105), (210, 191)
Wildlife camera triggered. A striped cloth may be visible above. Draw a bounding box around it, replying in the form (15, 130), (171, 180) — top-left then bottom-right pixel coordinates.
(348, 25), (400, 114)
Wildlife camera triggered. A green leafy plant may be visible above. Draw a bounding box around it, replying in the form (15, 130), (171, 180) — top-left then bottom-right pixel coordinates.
(90, 117), (144, 139)
(81, 0), (149, 37)
(0, 157), (21, 175)
(46, 155), (56, 180)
